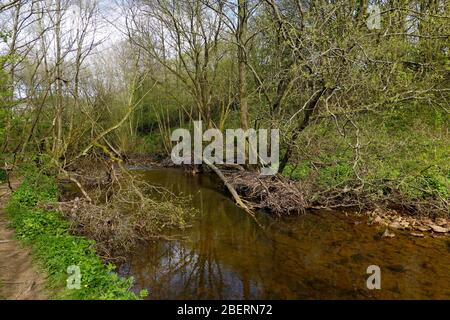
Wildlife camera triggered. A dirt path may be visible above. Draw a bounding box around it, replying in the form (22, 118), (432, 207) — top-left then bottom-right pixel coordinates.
(0, 182), (49, 300)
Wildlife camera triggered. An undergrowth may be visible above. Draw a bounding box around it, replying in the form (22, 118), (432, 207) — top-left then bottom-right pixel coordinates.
(281, 106), (449, 215)
(5, 165), (145, 300)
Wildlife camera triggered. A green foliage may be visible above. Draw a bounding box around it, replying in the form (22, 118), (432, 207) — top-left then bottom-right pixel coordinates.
(400, 167), (449, 200)
(0, 0), (448, 217)
(284, 103), (449, 211)
(282, 163), (310, 181)
(318, 163), (354, 188)
(144, 132), (167, 155)
(6, 168), (143, 300)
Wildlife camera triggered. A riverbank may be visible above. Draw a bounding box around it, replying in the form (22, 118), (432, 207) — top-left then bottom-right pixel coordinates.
(60, 154), (450, 237)
(123, 155), (450, 236)
(2, 169), (143, 300)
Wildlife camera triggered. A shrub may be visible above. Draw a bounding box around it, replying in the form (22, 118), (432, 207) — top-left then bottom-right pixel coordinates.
(282, 163), (311, 181)
(318, 163), (355, 188)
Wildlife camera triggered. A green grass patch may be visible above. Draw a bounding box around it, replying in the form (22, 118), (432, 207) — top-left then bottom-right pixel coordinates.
(318, 163), (355, 188)
(282, 163), (311, 181)
(5, 168), (146, 300)
(281, 104), (449, 211)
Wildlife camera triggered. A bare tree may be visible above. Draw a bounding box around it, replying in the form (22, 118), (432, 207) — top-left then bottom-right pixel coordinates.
(124, 0), (226, 127)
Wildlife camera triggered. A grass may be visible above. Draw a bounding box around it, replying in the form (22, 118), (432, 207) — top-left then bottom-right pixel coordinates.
(280, 105), (449, 213)
(5, 167), (146, 300)
(282, 163), (311, 181)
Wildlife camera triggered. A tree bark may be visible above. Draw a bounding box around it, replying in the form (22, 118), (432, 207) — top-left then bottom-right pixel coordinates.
(279, 87), (327, 173)
(237, 0), (249, 130)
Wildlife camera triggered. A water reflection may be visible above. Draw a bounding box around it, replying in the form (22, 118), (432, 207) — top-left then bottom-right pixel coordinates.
(119, 169), (450, 299)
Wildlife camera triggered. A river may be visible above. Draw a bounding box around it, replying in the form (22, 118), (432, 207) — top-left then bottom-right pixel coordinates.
(117, 168), (450, 299)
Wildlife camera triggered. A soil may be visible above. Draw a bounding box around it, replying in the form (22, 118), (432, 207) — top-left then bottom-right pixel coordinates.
(0, 181), (49, 300)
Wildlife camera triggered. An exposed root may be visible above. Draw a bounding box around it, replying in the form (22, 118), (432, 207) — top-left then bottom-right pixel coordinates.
(309, 180), (449, 218)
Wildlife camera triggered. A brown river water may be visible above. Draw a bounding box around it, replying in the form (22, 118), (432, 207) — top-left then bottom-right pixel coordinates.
(117, 168), (450, 300)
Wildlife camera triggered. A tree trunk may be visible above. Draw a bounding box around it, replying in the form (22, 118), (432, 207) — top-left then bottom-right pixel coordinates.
(279, 87), (326, 172)
(237, 0), (248, 131)
(53, 0), (63, 159)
